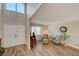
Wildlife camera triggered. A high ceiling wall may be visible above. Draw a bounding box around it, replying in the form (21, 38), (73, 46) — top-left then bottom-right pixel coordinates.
(27, 3), (42, 18)
(30, 3), (79, 24)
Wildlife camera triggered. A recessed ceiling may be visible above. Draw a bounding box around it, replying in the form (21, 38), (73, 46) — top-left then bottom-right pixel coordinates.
(30, 3), (79, 24)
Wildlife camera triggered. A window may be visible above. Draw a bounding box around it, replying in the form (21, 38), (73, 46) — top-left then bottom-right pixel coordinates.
(6, 3), (16, 12)
(31, 27), (41, 35)
(6, 3), (24, 13)
(17, 4), (24, 13)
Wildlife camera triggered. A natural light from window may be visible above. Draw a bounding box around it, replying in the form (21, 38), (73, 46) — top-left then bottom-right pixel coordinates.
(17, 4), (24, 13)
(6, 3), (16, 12)
(6, 3), (24, 13)
(31, 27), (41, 35)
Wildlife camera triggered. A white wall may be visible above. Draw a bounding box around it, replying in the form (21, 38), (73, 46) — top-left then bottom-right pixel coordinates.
(2, 9), (26, 48)
(48, 20), (79, 49)
(4, 24), (25, 48)
(1, 4), (31, 49)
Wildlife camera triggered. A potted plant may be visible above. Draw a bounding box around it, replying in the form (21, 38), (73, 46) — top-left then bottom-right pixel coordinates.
(63, 33), (70, 47)
(0, 47), (5, 56)
(0, 38), (5, 56)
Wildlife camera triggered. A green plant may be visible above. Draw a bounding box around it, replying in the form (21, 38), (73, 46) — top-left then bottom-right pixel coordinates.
(63, 33), (70, 40)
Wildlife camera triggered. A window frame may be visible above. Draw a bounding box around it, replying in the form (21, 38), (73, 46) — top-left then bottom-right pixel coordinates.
(31, 26), (41, 35)
(6, 3), (24, 13)
(6, 3), (17, 12)
(16, 3), (24, 13)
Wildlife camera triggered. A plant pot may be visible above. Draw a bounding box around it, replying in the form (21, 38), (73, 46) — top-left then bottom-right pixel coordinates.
(0, 47), (5, 56)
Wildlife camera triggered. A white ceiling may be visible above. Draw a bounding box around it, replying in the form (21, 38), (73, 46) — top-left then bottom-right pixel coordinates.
(27, 3), (42, 18)
(30, 3), (79, 24)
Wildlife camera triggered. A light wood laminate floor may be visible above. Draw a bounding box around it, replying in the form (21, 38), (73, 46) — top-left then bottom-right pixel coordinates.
(3, 41), (79, 56)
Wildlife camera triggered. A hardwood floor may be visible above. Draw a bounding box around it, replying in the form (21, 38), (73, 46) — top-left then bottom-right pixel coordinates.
(3, 41), (79, 56)
(3, 44), (33, 56)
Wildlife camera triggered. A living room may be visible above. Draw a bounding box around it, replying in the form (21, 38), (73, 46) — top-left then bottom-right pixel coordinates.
(29, 3), (79, 49)
(0, 3), (79, 56)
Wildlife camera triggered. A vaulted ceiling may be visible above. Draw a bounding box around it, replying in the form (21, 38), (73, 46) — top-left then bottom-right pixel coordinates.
(27, 3), (42, 18)
(28, 3), (79, 24)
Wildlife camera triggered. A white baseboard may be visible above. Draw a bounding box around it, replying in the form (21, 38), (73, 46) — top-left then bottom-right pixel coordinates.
(67, 44), (79, 49)
(3, 43), (25, 48)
